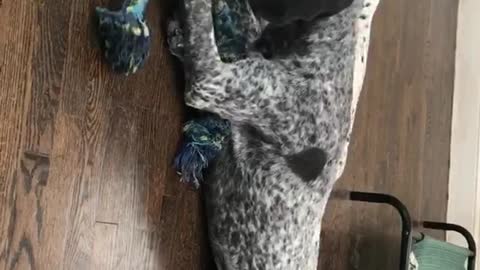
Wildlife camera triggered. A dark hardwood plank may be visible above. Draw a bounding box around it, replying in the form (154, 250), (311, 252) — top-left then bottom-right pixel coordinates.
(92, 222), (117, 270)
(127, 229), (159, 270)
(168, 190), (212, 270)
(35, 114), (87, 269)
(0, 0), (66, 269)
(419, 0), (457, 229)
(320, 0), (458, 269)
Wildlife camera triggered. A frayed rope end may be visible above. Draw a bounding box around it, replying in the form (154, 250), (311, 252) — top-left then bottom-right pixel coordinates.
(174, 116), (231, 188)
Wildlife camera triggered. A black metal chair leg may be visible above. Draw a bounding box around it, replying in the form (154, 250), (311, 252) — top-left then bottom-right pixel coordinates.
(349, 192), (413, 270)
(421, 221), (476, 270)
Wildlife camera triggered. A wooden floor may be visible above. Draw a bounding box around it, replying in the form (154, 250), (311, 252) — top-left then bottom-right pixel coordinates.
(0, 0), (458, 269)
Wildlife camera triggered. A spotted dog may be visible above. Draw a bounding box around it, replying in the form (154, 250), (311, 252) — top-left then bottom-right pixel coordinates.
(169, 0), (380, 269)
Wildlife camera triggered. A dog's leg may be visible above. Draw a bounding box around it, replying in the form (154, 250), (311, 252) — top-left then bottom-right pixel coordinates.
(234, 0), (264, 46)
(182, 0), (284, 123)
(183, 0), (222, 69)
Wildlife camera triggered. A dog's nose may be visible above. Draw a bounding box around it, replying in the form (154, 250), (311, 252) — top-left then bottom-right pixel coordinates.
(286, 147), (327, 182)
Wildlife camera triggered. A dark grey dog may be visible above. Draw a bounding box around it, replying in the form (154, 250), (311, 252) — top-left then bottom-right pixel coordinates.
(169, 0), (379, 269)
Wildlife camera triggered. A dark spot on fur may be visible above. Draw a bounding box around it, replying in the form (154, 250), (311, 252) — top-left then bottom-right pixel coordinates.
(211, 70), (221, 77)
(199, 95), (209, 102)
(243, 124), (278, 147)
(231, 231), (240, 246)
(286, 147), (327, 182)
(303, 73), (314, 79)
(214, 253), (228, 270)
(274, 195), (282, 205)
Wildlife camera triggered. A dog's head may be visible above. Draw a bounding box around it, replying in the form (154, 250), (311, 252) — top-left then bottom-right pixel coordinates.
(249, 0), (354, 25)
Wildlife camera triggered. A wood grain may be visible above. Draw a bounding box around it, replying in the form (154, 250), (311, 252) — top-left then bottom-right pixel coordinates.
(92, 222), (117, 270)
(320, 0), (458, 269)
(0, 0), (458, 269)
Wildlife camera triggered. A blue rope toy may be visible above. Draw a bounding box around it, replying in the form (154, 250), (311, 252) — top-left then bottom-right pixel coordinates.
(96, 0), (151, 74)
(174, 116), (231, 188)
(171, 0), (249, 188)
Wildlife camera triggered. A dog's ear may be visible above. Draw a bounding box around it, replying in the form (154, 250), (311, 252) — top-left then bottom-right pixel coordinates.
(249, 0), (288, 25)
(250, 0), (354, 25)
(303, 0), (354, 20)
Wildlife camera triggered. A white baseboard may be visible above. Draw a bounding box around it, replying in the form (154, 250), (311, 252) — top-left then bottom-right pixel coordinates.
(447, 0), (480, 258)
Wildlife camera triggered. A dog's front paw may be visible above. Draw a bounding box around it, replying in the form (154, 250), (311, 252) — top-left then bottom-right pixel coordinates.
(184, 88), (202, 109)
(184, 83), (212, 111)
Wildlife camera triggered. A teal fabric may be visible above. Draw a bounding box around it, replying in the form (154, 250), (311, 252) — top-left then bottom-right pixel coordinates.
(413, 236), (472, 270)
(125, 0), (148, 19)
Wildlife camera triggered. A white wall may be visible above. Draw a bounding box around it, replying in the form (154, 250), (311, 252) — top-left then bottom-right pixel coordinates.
(448, 0), (480, 253)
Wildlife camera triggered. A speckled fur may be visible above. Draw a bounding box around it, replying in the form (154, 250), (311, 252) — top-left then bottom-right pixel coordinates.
(173, 0), (379, 269)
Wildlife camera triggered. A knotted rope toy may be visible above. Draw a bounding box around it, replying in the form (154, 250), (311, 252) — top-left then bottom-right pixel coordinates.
(170, 0), (250, 188)
(96, 0), (151, 74)
(174, 115), (231, 188)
